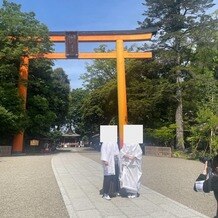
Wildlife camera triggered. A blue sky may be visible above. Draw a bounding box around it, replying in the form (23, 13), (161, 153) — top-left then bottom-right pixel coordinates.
(5, 0), (145, 89)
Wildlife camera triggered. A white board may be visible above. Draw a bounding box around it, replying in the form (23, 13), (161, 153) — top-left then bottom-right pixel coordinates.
(124, 125), (143, 144)
(100, 125), (117, 143)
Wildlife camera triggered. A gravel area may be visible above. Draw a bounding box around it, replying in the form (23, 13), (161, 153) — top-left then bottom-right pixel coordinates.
(0, 154), (68, 218)
(79, 148), (217, 218)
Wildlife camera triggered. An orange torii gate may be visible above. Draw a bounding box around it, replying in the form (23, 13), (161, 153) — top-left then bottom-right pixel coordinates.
(12, 29), (157, 153)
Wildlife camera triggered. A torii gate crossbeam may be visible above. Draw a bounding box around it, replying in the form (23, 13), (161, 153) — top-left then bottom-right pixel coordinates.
(12, 28), (157, 153)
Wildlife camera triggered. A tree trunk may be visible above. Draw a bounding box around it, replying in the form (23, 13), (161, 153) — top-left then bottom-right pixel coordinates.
(175, 84), (185, 150)
(210, 129), (213, 155)
(175, 43), (185, 150)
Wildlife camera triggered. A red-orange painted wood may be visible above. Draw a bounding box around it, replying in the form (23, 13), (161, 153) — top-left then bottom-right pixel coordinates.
(12, 56), (29, 153)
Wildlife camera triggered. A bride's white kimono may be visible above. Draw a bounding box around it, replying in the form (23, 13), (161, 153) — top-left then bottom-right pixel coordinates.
(120, 143), (142, 194)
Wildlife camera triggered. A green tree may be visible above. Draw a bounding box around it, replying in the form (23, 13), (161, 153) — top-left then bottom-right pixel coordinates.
(139, 0), (217, 150)
(0, 106), (24, 139)
(26, 94), (56, 137)
(126, 59), (177, 128)
(27, 62), (70, 137)
(81, 80), (117, 137)
(0, 1), (52, 139)
(188, 108), (218, 154)
(67, 88), (89, 135)
(50, 68), (70, 129)
(26, 59), (55, 137)
(186, 20), (218, 154)
(148, 124), (177, 147)
(79, 45), (117, 137)
(80, 46), (177, 143)
(80, 45), (116, 90)
(0, 0), (52, 58)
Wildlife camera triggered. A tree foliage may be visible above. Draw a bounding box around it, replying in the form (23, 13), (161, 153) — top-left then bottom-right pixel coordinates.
(67, 88), (88, 134)
(0, 0), (52, 59)
(138, 0), (217, 150)
(80, 45), (116, 90)
(49, 68), (70, 128)
(81, 80), (117, 137)
(0, 1), (70, 141)
(126, 60), (176, 127)
(188, 108), (218, 155)
(1, 0), (217, 156)
(27, 61), (70, 137)
(147, 124), (177, 147)
(0, 1), (52, 139)
(75, 4), (218, 155)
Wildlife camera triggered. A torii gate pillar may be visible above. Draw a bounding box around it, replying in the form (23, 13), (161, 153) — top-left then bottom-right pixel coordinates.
(13, 56), (29, 153)
(116, 39), (127, 147)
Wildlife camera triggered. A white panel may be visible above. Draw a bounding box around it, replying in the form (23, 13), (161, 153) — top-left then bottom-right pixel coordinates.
(100, 125), (117, 143)
(124, 125), (143, 144)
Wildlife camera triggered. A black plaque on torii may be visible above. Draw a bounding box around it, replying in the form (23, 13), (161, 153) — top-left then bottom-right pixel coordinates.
(65, 31), (78, 58)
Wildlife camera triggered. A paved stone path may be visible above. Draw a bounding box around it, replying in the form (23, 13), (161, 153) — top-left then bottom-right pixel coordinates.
(80, 148), (217, 217)
(52, 151), (209, 218)
(0, 148), (215, 217)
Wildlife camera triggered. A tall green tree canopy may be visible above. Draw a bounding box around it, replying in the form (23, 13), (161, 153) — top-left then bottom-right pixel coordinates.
(0, 0), (52, 59)
(50, 68), (70, 129)
(138, 0), (217, 150)
(27, 62), (70, 137)
(67, 88), (89, 135)
(0, 0), (52, 140)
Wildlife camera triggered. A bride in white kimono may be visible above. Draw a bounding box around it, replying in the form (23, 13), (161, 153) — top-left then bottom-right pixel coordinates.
(120, 143), (142, 198)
